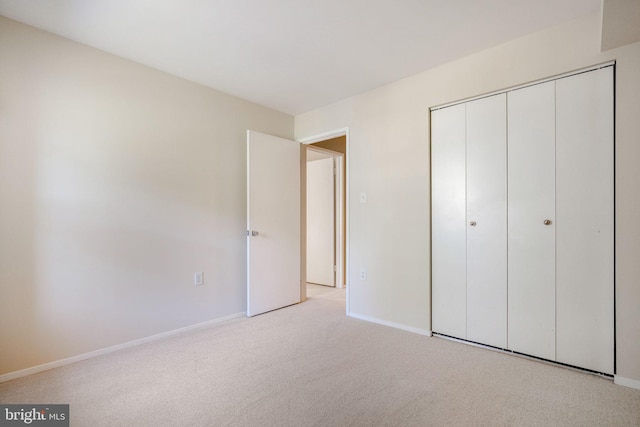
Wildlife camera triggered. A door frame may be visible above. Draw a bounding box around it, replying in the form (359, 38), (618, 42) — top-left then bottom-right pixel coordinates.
(298, 128), (350, 315)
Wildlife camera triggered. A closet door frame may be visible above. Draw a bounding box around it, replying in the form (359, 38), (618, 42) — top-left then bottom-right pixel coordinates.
(430, 62), (615, 375)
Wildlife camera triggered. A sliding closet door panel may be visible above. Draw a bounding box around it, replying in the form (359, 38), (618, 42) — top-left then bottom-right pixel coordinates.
(556, 67), (614, 374)
(507, 82), (556, 360)
(431, 104), (467, 338)
(466, 94), (507, 348)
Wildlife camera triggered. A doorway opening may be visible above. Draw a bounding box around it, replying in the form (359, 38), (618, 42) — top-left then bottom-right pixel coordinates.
(300, 131), (348, 303)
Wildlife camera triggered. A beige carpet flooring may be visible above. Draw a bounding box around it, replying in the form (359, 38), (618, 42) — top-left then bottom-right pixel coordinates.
(1, 284), (639, 426)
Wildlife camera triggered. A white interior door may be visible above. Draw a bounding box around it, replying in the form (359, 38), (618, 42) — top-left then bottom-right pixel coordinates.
(466, 94), (508, 349)
(507, 82), (556, 360)
(306, 155), (335, 286)
(247, 130), (302, 317)
(555, 67), (614, 374)
(431, 103), (467, 339)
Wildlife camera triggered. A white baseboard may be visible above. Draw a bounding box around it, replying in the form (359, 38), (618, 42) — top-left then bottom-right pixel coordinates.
(0, 312), (245, 384)
(348, 312), (432, 337)
(614, 375), (640, 390)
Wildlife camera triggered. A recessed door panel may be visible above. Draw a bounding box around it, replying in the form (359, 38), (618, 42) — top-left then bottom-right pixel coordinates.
(555, 67), (614, 374)
(466, 94), (507, 349)
(507, 82), (556, 360)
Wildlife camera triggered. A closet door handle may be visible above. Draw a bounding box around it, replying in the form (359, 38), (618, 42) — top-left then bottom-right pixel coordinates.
(544, 219), (552, 225)
(469, 221), (477, 227)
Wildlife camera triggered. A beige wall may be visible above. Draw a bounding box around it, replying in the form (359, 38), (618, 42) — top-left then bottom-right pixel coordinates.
(295, 12), (640, 383)
(0, 17), (293, 375)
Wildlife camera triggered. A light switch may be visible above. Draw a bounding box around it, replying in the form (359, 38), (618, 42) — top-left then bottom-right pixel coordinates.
(360, 192), (367, 204)
(194, 272), (204, 286)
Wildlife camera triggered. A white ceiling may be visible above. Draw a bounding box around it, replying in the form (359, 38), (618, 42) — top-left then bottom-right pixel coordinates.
(0, 0), (602, 115)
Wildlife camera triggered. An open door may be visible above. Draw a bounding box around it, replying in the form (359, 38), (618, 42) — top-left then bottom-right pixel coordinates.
(306, 153), (336, 286)
(247, 130), (303, 317)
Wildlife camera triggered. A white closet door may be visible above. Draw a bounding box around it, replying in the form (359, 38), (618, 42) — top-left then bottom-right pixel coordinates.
(556, 67), (614, 374)
(507, 82), (557, 360)
(431, 104), (467, 338)
(466, 94), (508, 348)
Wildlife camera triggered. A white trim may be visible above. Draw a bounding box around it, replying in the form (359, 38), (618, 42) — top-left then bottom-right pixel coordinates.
(334, 155), (344, 289)
(345, 129), (349, 314)
(349, 312), (432, 336)
(246, 130), (253, 316)
(614, 375), (640, 390)
(298, 127), (349, 145)
(431, 61), (616, 111)
(306, 145), (340, 157)
(0, 312), (244, 384)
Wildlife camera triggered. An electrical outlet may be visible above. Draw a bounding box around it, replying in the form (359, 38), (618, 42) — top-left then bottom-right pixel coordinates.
(194, 272), (204, 287)
(360, 269), (366, 281)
